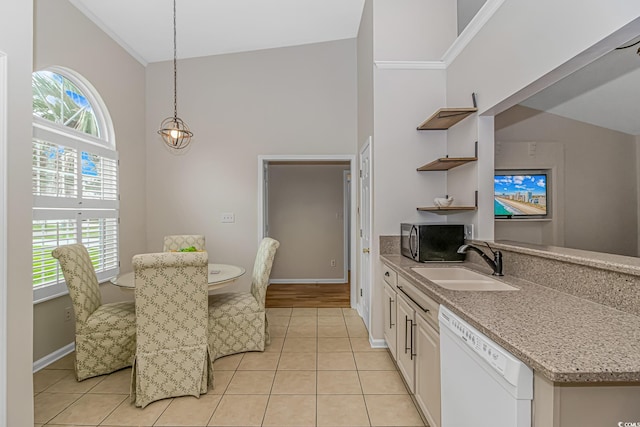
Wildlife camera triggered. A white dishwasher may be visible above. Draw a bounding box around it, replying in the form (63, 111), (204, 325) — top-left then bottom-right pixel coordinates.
(438, 306), (533, 427)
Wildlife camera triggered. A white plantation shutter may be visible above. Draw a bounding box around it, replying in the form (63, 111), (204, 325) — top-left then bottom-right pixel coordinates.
(32, 139), (78, 199)
(81, 215), (118, 279)
(31, 72), (119, 303)
(82, 154), (117, 201)
(32, 218), (77, 289)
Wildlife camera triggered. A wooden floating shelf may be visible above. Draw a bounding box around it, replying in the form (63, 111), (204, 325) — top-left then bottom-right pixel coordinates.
(417, 157), (477, 171)
(417, 107), (478, 130)
(416, 206), (478, 215)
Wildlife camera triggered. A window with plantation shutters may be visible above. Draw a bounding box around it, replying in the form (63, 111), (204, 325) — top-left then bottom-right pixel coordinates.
(32, 69), (118, 303)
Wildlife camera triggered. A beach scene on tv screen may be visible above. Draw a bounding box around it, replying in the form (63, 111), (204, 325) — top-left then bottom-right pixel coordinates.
(495, 174), (547, 216)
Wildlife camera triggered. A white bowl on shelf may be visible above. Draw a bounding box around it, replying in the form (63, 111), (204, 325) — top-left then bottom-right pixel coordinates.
(434, 197), (454, 207)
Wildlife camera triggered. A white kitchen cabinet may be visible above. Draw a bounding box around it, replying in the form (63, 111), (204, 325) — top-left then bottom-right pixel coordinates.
(396, 293), (416, 393)
(383, 262), (441, 427)
(415, 313), (441, 427)
(383, 282), (397, 359)
(382, 263), (398, 359)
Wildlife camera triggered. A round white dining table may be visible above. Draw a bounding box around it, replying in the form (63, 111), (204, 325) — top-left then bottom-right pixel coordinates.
(110, 263), (246, 292)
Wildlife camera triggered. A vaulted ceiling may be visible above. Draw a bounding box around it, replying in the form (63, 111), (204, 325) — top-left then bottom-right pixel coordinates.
(70, 1), (640, 136)
(70, 0), (366, 65)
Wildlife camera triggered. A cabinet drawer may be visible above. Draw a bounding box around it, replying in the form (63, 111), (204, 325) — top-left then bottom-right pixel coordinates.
(382, 263), (398, 287)
(397, 275), (439, 330)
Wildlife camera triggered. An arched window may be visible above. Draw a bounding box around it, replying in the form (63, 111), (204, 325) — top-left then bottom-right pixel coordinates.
(31, 68), (118, 302)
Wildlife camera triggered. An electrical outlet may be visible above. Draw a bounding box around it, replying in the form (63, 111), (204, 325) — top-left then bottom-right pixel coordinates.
(330, 259), (336, 267)
(64, 307), (73, 322)
(464, 224), (474, 240)
(221, 212), (235, 223)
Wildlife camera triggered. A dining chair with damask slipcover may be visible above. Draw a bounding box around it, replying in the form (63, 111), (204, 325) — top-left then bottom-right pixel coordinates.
(130, 251), (214, 408)
(163, 234), (206, 252)
(208, 237), (280, 360)
(52, 244), (136, 381)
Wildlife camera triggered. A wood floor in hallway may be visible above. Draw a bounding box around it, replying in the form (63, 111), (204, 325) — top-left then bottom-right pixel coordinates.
(266, 283), (350, 308)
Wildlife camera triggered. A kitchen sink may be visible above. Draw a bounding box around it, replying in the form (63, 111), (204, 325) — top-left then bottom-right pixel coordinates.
(411, 267), (518, 291)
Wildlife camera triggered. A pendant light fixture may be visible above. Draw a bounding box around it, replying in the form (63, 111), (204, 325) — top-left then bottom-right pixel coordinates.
(158, 0), (193, 150)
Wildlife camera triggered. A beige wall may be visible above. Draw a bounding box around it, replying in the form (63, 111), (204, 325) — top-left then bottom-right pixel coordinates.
(144, 40), (358, 294)
(495, 105), (638, 256)
(369, 0), (457, 341)
(374, 0), (456, 61)
(2, 0), (34, 424)
(32, 0), (146, 360)
(268, 164), (349, 281)
(358, 0), (374, 152)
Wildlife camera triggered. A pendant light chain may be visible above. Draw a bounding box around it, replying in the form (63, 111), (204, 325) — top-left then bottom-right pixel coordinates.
(158, 0), (193, 150)
(172, 0), (178, 120)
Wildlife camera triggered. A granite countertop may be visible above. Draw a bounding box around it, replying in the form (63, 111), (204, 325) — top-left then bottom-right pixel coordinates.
(381, 254), (640, 383)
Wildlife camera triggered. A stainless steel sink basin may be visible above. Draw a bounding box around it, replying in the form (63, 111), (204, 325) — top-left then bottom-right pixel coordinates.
(411, 267), (518, 291)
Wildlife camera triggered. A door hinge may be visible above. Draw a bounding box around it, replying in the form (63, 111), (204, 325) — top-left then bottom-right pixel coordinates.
(359, 170), (362, 178)
(360, 288), (363, 297)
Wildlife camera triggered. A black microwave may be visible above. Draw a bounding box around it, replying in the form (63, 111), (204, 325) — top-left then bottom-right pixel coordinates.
(401, 223), (466, 262)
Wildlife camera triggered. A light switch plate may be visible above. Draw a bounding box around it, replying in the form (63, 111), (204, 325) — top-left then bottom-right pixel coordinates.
(221, 212), (235, 223)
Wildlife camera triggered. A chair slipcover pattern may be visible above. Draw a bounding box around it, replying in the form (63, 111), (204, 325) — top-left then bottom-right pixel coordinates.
(208, 237), (279, 359)
(163, 235), (206, 252)
(52, 244), (136, 381)
(131, 251), (214, 408)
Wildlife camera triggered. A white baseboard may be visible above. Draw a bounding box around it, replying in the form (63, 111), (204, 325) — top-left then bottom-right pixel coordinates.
(369, 337), (387, 349)
(269, 278), (347, 284)
(33, 342), (75, 373)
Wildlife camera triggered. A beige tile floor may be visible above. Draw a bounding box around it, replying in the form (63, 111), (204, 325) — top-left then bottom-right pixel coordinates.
(34, 308), (425, 427)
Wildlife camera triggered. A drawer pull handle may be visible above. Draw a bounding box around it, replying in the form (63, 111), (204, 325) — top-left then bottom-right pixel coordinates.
(389, 298), (395, 328)
(397, 285), (430, 314)
(385, 271), (390, 277)
(404, 315), (410, 354)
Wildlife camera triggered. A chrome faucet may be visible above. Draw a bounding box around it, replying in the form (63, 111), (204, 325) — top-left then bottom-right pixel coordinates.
(457, 243), (503, 276)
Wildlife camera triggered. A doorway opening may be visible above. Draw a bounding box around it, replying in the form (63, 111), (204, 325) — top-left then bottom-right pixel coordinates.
(258, 155), (357, 308)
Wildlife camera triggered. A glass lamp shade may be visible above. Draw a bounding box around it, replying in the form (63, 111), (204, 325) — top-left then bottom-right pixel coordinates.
(158, 116), (193, 149)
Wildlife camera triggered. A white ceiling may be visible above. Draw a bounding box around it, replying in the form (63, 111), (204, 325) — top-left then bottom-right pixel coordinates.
(70, 0), (366, 65)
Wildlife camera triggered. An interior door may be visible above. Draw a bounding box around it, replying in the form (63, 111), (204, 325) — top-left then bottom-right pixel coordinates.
(358, 138), (371, 329)
(0, 52), (7, 425)
(262, 162), (269, 237)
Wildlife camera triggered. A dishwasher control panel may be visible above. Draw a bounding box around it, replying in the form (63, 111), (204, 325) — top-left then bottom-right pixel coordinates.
(440, 309), (508, 376)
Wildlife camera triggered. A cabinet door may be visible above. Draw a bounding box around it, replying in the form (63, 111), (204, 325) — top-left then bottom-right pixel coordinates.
(383, 283), (397, 359)
(396, 295), (415, 393)
(415, 314), (441, 427)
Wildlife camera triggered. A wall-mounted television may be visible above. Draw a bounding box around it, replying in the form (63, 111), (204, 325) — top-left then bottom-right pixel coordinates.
(494, 170), (549, 218)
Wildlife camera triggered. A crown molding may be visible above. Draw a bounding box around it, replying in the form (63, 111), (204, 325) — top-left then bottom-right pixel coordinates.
(375, 61), (446, 70)
(442, 0), (506, 66)
(374, 0), (504, 71)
